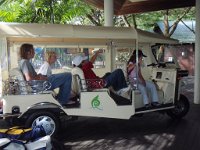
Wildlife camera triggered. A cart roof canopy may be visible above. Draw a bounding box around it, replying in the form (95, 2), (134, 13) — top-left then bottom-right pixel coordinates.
(0, 22), (178, 45)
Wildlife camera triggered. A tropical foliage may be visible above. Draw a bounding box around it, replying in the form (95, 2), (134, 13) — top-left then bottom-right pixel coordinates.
(0, 0), (195, 37)
(0, 0), (91, 24)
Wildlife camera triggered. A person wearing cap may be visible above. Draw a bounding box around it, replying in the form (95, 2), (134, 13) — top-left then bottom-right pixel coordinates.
(127, 49), (161, 108)
(72, 49), (128, 91)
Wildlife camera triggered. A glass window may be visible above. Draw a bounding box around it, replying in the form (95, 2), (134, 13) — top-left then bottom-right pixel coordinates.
(116, 47), (133, 63)
(90, 48), (105, 69)
(152, 45), (175, 63)
(32, 47), (80, 69)
(32, 46), (106, 70)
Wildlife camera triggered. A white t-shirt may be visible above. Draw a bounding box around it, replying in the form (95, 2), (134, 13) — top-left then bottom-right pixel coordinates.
(37, 61), (52, 76)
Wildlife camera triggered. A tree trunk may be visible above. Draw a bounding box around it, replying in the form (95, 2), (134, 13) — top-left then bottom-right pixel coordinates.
(163, 10), (169, 37)
(163, 7), (192, 37)
(131, 14), (137, 28)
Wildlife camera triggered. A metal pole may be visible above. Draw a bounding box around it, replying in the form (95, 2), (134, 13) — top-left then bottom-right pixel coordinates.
(194, 0), (200, 104)
(104, 0), (114, 26)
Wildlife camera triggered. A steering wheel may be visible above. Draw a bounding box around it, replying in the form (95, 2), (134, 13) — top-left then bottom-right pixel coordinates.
(147, 62), (166, 68)
(147, 63), (158, 67)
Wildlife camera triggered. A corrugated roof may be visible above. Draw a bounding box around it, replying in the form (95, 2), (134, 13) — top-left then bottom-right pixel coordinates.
(84, 0), (195, 15)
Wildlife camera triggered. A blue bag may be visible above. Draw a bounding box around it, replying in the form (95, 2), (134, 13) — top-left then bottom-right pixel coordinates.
(0, 125), (46, 141)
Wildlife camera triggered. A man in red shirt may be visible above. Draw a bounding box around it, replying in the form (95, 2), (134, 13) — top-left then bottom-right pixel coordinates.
(72, 50), (128, 91)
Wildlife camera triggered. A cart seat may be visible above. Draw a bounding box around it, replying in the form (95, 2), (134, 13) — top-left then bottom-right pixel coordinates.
(71, 67), (87, 95)
(9, 68), (51, 95)
(71, 67), (107, 95)
(10, 68), (25, 81)
(9, 68), (29, 95)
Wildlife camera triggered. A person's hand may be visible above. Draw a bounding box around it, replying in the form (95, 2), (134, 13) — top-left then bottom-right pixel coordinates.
(98, 49), (104, 53)
(0, 99), (3, 108)
(38, 74), (47, 80)
(127, 63), (135, 70)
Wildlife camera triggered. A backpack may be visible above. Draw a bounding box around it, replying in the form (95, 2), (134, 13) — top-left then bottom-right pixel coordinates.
(0, 126), (48, 150)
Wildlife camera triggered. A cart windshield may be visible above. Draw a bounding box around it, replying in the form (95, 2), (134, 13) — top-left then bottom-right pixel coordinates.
(152, 45), (176, 64)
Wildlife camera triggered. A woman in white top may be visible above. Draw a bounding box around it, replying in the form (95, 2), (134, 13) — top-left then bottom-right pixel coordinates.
(127, 50), (160, 108)
(38, 50), (78, 101)
(38, 51), (57, 76)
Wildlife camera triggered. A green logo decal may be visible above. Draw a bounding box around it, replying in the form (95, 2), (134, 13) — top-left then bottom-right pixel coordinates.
(91, 95), (102, 110)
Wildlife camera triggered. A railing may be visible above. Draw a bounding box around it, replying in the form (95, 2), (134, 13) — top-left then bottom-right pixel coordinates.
(3, 79), (52, 95)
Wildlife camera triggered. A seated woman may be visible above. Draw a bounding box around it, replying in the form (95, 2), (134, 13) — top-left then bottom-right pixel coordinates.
(37, 50), (57, 77)
(127, 50), (161, 108)
(38, 50), (78, 99)
(19, 43), (74, 106)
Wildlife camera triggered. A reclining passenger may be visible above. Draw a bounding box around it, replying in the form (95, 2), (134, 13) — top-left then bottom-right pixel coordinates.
(19, 43), (74, 106)
(72, 49), (128, 91)
(127, 49), (161, 108)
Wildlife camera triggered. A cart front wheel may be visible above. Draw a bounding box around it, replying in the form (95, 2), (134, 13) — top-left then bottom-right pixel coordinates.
(25, 111), (59, 136)
(167, 94), (190, 119)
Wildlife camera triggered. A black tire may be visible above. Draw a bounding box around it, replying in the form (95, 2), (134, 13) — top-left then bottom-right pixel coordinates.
(25, 111), (60, 137)
(166, 94), (190, 119)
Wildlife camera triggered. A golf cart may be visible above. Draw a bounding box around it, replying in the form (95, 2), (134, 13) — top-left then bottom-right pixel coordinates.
(0, 23), (189, 136)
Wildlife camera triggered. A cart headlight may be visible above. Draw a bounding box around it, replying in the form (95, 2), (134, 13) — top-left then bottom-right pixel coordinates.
(12, 106), (20, 114)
